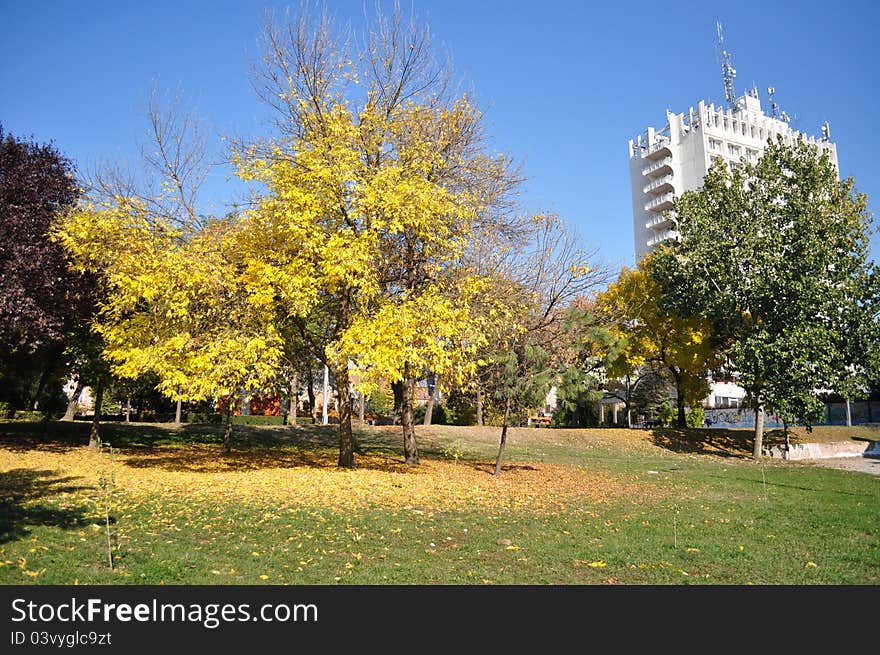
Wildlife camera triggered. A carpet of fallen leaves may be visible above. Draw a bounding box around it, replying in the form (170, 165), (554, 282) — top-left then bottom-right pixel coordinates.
(0, 442), (645, 513)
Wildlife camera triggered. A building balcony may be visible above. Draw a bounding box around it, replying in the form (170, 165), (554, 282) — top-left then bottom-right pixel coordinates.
(642, 138), (672, 160)
(641, 156), (673, 177)
(645, 213), (676, 230)
(647, 230), (680, 248)
(644, 192), (675, 212)
(643, 175), (674, 195)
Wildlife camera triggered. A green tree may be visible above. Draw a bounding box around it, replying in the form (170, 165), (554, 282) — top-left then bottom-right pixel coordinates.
(489, 344), (554, 475)
(654, 137), (879, 457)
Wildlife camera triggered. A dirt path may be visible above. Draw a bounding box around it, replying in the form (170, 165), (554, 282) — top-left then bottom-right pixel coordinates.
(807, 456), (880, 477)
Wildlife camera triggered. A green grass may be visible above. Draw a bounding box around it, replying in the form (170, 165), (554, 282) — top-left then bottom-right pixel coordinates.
(1, 419), (877, 585)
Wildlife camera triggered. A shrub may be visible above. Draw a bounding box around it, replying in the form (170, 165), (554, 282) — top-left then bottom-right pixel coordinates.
(232, 414), (284, 426)
(658, 405), (675, 427)
(686, 406), (705, 428)
(413, 403), (448, 425)
(368, 389), (392, 417)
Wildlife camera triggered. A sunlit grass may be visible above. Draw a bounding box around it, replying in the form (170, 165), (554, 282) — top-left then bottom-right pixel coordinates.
(1, 421), (877, 585)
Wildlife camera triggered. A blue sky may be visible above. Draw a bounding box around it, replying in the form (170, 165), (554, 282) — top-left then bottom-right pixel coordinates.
(2, 0), (878, 271)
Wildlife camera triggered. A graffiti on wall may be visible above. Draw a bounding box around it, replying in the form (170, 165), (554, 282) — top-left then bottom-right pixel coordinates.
(703, 401), (878, 428)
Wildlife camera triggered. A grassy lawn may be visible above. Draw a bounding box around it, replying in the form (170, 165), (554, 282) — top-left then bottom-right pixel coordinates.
(1, 419), (877, 585)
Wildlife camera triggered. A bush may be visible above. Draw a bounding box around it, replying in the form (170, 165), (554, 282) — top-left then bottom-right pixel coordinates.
(368, 389), (392, 417)
(658, 405), (675, 427)
(185, 412), (224, 424)
(232, 414), (284, 426)
(449, 403), (476, 426)
(413, 403), (448, 425)
(686, 406), (705, 428)
(139, 412), (176, 423)
(10, 410), (45, 421)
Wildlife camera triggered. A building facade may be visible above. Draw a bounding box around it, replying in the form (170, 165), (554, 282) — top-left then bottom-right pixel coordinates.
(628, 88), (838, 259)
(624, 29), (840, 421)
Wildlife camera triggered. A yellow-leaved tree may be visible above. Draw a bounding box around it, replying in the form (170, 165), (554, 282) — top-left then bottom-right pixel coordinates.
(54, 202), (282, 452)
(597, 252), (723, 428)
(52, 89), (283, 452)
(236, 3), (521, 466)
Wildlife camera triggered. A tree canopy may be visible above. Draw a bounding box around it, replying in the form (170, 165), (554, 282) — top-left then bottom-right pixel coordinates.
(598, 252), (723, 428)
(0, 126), (86, 411)
(653, 137), (880, 456)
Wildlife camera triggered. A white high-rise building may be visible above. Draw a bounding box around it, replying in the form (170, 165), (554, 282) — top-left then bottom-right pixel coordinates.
(622, 25), (841, 421)
(628, 88), (838, 259)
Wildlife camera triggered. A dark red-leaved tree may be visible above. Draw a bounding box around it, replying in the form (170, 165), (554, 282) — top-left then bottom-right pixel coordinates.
(0, 126), (82, 410)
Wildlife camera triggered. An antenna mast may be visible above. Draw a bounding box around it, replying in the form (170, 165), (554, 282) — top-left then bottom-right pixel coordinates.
(767, 86), (778, 118)
(717, 21), (737, 110)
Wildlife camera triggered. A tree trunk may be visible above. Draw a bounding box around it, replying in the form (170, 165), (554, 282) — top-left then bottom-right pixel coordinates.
(783, 419), (790, 457)
(222, 402), (234, 454)
(290, 372), (299, 427)
(322, 365), (330, 425)
(476, 385), (483, 426)
(493, 395), (512, 476)
(845, 397), (852, 427)
(391, 380), (404, 425)
(402, 364), (420, 465)
(753, 404), (765, 459)
(673, 370), (686, 428)
(307, 369), (316, 423)
(88, 382), (105, 449)
(62, 380), (85, 421)
(624, 375), (632, 428)
(358, 391), (365, 422)
(30, 357), (55, 411)
(423, 374), (440, 426)
(335, 365), (355, 468)
(175, 396), (182, 425)
(124, 396), (131, 423)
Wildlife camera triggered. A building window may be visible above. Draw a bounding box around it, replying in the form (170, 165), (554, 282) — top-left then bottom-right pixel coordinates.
(727, 143), (741, 157)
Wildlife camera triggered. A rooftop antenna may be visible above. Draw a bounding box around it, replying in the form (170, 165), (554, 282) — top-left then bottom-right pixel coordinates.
(717, 21), (737, 110)
(821, 120), (831, 142)
(767, 86), (779, 119)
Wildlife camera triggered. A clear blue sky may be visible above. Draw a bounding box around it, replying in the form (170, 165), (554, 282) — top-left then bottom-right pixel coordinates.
(2, 0), (878, 271)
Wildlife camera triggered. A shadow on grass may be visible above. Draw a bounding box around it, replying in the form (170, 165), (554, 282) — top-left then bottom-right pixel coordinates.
(649, 427), (822, 460)
(0, 469), (93, 544)
(464, 462), (540, 475)
(649, 427), (761, 458)
(0, 420), (464, 474)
